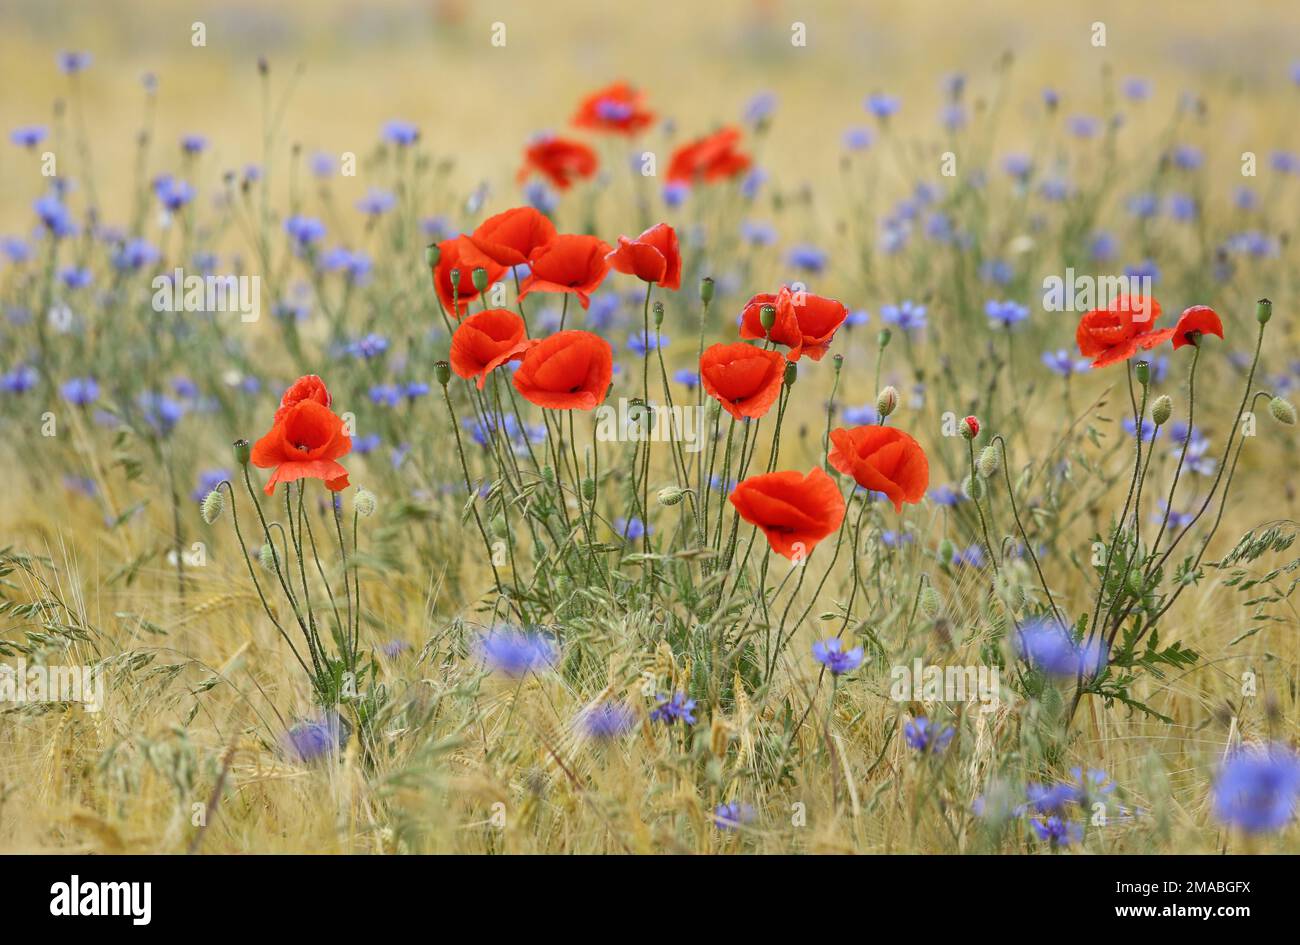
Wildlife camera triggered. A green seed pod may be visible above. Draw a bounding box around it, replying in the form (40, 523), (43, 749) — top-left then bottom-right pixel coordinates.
(1134, 360), (1150, 386)
(1269, 396), (1296, 425)
(471, 267), (489, 293)
(424, 243), (440, 268)
(200, 488), (224, 524)
(938, 538), (956, 566)
(977, 444), (1000, 479)
(877, 328), (892, 349)
(434, 360), (451, 387)
(1256, 298), (1272, 325)
(652, 301), (664, 328)
(1151, 394), (1173, 426)
(759, 304), (777, 332)
(233, 438), (251, 466)
(541, 466), (555, 485)
(700, 277), (715, 304)
(354, 488), (376, 518)
(783, 362), (797, 387)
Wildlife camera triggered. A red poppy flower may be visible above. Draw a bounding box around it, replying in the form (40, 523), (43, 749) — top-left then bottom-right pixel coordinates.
(728, 467), (846, 560)
(738, 286), (849, 361)
(666, 127), (751, 184)
(275, 374), (330, 423)
(519, 234), (612, 310)
(251, 400), (351, 496)
(1170, 304), (1224, 350)
(699, 342), (786, 420)
(1075, 295), (1172, 368)
(827, 426), (930, 513)
(432, 237), (507, 317)
(518, 136), (598, 191)
(606, 223), (681, 291)
(512, 330), (612, 410)
(571, 82), (656, 135)
(450, 308), (533, 389)
(459, 207), (557, 269)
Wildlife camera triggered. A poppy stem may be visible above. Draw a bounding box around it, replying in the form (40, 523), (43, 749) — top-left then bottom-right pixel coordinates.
(1146, 345), (1201, 566)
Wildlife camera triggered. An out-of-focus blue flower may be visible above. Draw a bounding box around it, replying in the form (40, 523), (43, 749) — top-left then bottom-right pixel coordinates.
(673, 368), (698, 389)
(155, 176), (196, 211)
(381, 119), (420, 147)
(866, 93), (900, 120)
(1002, 153), (1033, 180)
(811, 638), (864, 676)
(1123, 77), (1152, 101)
(191, 468), (229, 502)
(744, 91), (777, 126)
(581, 702), (636, 739)
(979, 259), (1013, 285)
(843, 404), (878, 426)
(1212, 744), (1300, 834)
(285, 712), (345, 762)
(112, 238), (160, 271)
(1014, 617), (1107, 679)
(58, 51), (92, 74)
(1, 365), (39, 394)
(1152, 500), (1193, 529)
(845, 309), (870, 328)
(1090, 231), (1118, 262)
(180, 133), (207, 155)
(650, 691), (697, 725)
(477, 627), (557, 677)
(880, 300), (927, 332)
(985, 299), (1029, 329)
(904, 717), (955, 754)
(2, 237), (30, 263)
(138, 391), (186, 435)
(627, 330), (666, 355)
(1126, 193), (1159, 218)
(1171, 144), (1203, 170)
(61, 377), (99, 406)
(284, 215), (326, 246)
(1042, 88), (1060, 109)
(1168, 193), (1197, 222)
(1042, 349), (1090, 376)
(1031, 816), (1083, 846)
(10, 126), (47, 148)
(1124, 259), (1160, 285)
(525, 180), (559, 215)
(310, 151), (335, 178)
(356, 189), (396, 216)
(615, 517), (650, 542)
(59, 266), (93, 290)
(714, 802), (756, 830)
(786, 244), (827, 272)
(842, 127), (874, 151)
(349, 333), (389, 359)
(369, 384), (401, 407)
(34, 195), (76, 238)
(928, 483), (965, 506)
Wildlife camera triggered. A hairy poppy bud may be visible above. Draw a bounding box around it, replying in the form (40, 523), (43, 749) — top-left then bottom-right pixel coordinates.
(876, 385), (899, 418)
(963, 473), (983, 501)
(977, 444), (1000, 479)
(434, 360), (451, 387)
(657, 486), (685, 506)
(1151, 394), (1173, 426)
(258, 543), (276, 573)
(700, 277), (715, 304)
(960, 415), (980, 440)
(354, 488), (376, 517)
(920, 585), (942, 618)
(784, 362), (798, 387)
(759, 304), (776, 332)
(1134, 359), (1150, 386)
(424, 243), (440, 268)
(233, 438), (251, 466)
(1256, 298), (1272, 325)
(1269, 396), (1296, 425)
(938, 538), (955, 566)
(471, 267), (489, 293)
(652, 301), (664, 327)
(200, 488), (223, 524)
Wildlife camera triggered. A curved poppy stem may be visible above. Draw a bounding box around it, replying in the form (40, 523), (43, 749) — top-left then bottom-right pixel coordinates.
(1146, 343), (1201, 570)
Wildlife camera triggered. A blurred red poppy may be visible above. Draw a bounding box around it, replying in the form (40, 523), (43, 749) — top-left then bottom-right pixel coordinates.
(275, 374), (330, 423)
(1076, 295), (1172, 368)
(738, 286), (848, 361)
(459, 207), (557, 269)
(251, 400), (351, 496)
(519, 234), (612, 309)
(450, 309), (533, 389)
(433, 238), (507, 317)
(1171, 304), (1223, 350)
(699, 342), (786, 420)
(518, 136), (598, 191)
(828, 426), (930, 513)
(729, 468), (846, 560)
(606, 223), (681, 291)
(512, 330), (612, 410)
(571, 81), (656, 135)
(666, 127), (751, 184)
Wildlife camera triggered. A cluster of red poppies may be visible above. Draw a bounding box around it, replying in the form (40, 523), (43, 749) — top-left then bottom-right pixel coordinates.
(1075, 296), (1223, 368)
(517, 81), (751, 192)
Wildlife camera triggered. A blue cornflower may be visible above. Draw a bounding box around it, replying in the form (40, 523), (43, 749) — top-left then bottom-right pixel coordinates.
(180, 133), (207, 154)
(1, 365), (38, 394)
(714, 802), (756, 830)
(581, 702), (636, 739)
(1090, 231), (1118, 262)
(477, 627), (557, 677)
(1001, 153), (1033, 180)
(928, 484), (964, 506)
(58, 51), (92, 74)
(349, 333), (389, 359)
(811, 638), (864, 676)
(381, 120), (420, 147)
(650, 692), (697, 725)
(1171, 144), (1203, 170)
(310, 152), (335, 178)
(979, 259), (1013, 285)
(842, 127), (874, 151)
(191, 468), (229, 502)
(1152, 500), (1193, 529)
(865, 93), (900, 120)
(1122, 77), (1151, 101)
(1067, 114), (1099, 138)
(59, 266), (93, 290)
(673, 368), (698, 389)
(10, 125), (47, 148)
(786, 244), (827, 272)
(627, 331), (666, 356)
(741, 167), (767, 200)
(1122, 415), (1158, 441)
(954, 544), (985, 568)
(61, 377), (99, 406)
(284, 215), (326, 246)
(525, 181), (559, 215)
(1124, 259), (1160, 285)
(740, 219), (777, 246)
(1168, 193), (1197, 222)
(369, 384), (401, 407)
(743, 91), (777, 126)
(1022, 781), (1080, 815)
(1126, 193), (1159, 218)
(880, 300), (927, 332)
(842, 404), (878, 426)
(985, 299), (1029, 329)
(1042, 349), (1090, 377)
(356, 189), (396, 216)
(615, 517), (651, 542)
(845, 309), (870, 328)
(2, 237), (30, 263)
(34, 195), (76, 237)
(904, 717), (955, 754)
(1212, 745), (1300, 834)
(1031, 816), (1083, 846)
(138, 392), (186, 435)
(155, 177), (196, 212)
(285, 712), (345, 763)
(1014, 617), (1107, 679)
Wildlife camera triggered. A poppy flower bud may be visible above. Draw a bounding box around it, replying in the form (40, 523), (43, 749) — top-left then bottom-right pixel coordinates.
(1269, 396), (1296, 425)
(1256, 298), (1272, 325)
(960, 415), (979, 440)
(876, 385), (899, 418)
(425, 243), (440, 268)
(201, 488), (224, 524)
(920, 585), (942, 618)
(759, 304), (777, 332)
(652, 300), (664, 328)
(963, 473), (983, 501)
(354, 488), (376, 518)
(1151, 394), (1173, 426)
(700, 277), (715, 304)
(784, 362), (797, 387)
(657, 486), (685, 506)
(434, 360), (451, 387)
(258, 543), (276, 573)
(938, 538), (956, 566)
(977, 444), (1000, 479)
(581, 477), (596, 501)
(1134, 359), (1150, 386)
(233, 438), (251, 466)
(878, 328), (892, 349)
(471, 267), (489, 293)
